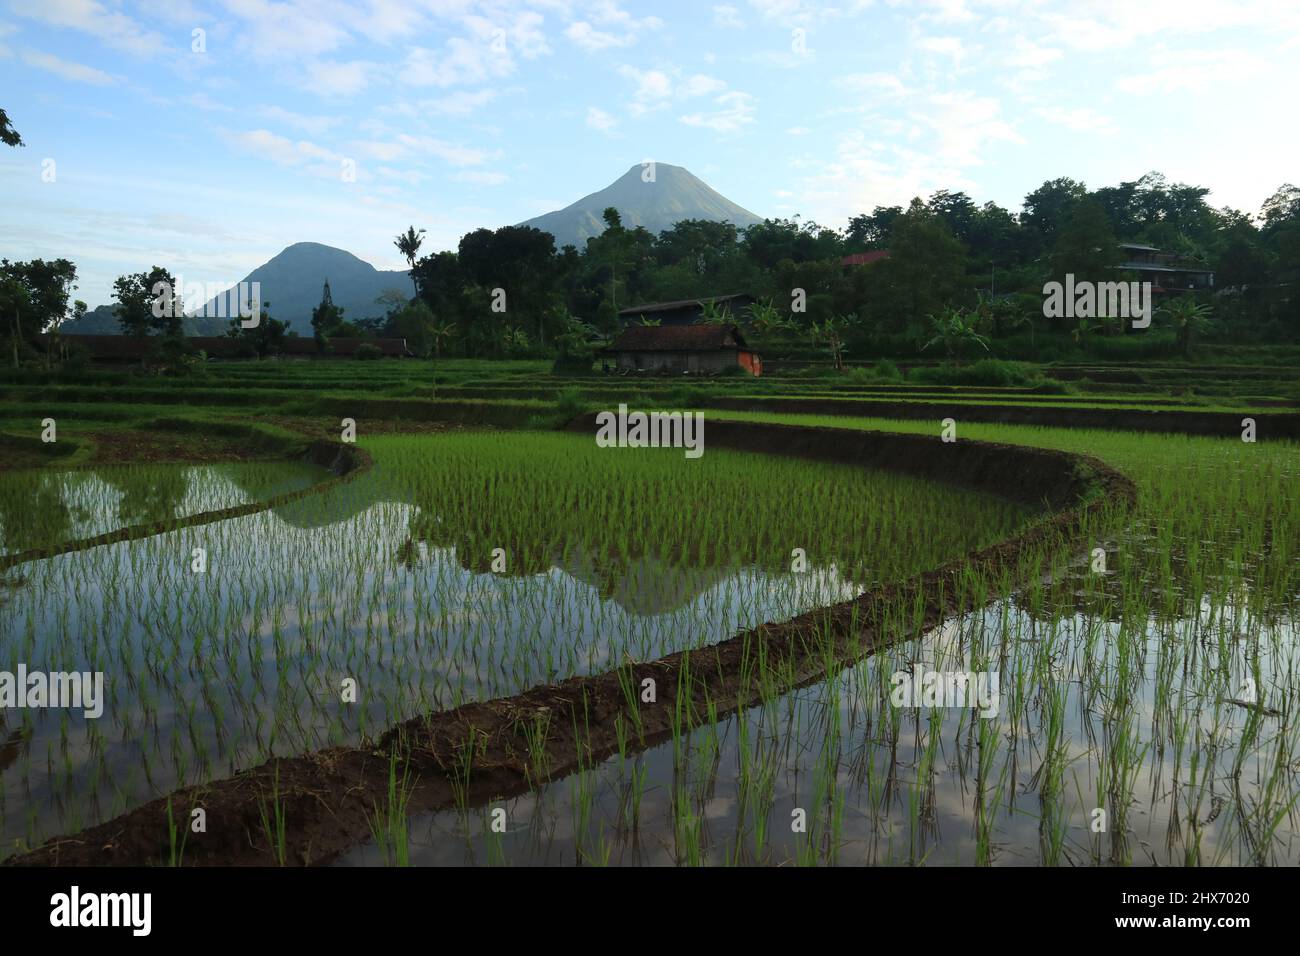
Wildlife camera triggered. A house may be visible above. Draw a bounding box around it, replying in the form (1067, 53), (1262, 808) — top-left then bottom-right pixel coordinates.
(602, 324), (762, 377)
(1116, 243), (1214, 293)
(49, 334), (412, 363)
(617, 293), (756, 328)
(841, 250), (890, 267)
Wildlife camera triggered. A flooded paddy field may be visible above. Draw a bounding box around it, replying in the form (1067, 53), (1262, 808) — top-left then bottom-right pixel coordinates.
(0, 432), (1028, 859)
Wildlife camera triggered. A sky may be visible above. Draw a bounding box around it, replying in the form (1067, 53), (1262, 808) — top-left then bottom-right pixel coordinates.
(2, 0), (1298, 308)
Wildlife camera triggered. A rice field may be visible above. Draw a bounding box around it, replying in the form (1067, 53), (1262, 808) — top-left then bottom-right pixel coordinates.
(337, 416), (1298, 866)
(0, 432), (1029, 858)
(0, 462), (329, 555)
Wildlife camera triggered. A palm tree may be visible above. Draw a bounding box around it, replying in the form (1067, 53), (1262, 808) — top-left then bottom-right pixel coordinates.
(394, 226), (425, 270)
(1161, 296), (1213, 357)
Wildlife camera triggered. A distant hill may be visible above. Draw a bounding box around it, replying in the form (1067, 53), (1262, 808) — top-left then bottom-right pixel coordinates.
(194, 242), (413, 335)
(62, 242), (414, 336)
(60, 304), (121, 335)
(518, 163), (763, 249)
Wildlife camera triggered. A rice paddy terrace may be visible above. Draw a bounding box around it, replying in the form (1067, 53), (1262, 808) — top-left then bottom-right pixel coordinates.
(0, 359), (1295, 867)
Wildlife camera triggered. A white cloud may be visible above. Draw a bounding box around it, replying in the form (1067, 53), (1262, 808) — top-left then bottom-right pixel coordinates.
(10, 0), (167, 57)
(186, 91), (233, 111)
(224, 0), (350, 59)
(1033, 1), (1300, 53)
(921, 0), (974, 24)
(565, 3), (661, 51)
(679, 90), (757, 133)
(452, 170), (508, 185)
(912, 91), (1023, 165)
(680, 73), (727, 97)
(1116, 48), (1263, 94)
(303, 59), (375, 96)
(1006, 35), (1061, 68)
(618, 65), (673, 114)
(401, 33), (512, 88)
(257, 105), (341, 136)
(425, 88), (500, 116)
(1034, 105), (1117, 134)
(565, 21), (632, 50)
(916, 35), (965, 61)
(839, 72), (909, 96)
(225, 128), (345, 178)
(394, 134), (497, 166)
(586, 106), (618, 130)
(22, 49), (118, 84)
(713, 5), (745, 29)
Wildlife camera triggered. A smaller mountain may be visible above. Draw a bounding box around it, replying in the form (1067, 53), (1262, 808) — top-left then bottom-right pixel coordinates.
(63, 243), (414, 336)
(195, 242), (413, 334)
(518, 163), (763, 249)
(59, 304), (121, 335)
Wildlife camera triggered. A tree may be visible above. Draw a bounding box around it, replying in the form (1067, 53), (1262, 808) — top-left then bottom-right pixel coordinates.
(653, 218), (740, 276)
(552, 314), (599, 374)
(864, 199), (968, 334)
(310, 279), (345, 350)
(846, 206), (902, 250)
(1260, 184), (1300, 236)
(0, 274), (31, 369)
(392, 299), (436, 357)
(458, 224), (563, 347)
(227, 300), (287, 357)
(0, 108), (21, 148)
(113, 266), (183, 338)
(927, 190), (978, 244)
(1049, 199), (1122, 334)
(1, 258), (78, 368)
(395, 226), (425, 297)
(411, 250), (468, 350)
(1022, 177), (1088, 251)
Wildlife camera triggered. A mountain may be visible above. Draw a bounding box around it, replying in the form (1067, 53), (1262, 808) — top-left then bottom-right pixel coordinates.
(192, 242), (413, 335)
(60, 304), (122, 335)
(518, 163), (763, 249)
(63, 243), (413, 337)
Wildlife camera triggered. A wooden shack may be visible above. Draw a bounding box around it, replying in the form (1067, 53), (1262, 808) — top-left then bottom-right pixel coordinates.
(603, 324), (762, 376)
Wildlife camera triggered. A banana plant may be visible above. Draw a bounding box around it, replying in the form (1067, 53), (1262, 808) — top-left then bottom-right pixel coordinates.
(921, 307), (989, 361)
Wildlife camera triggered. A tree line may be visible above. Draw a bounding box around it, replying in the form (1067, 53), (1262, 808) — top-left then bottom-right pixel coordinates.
(3, 109), (1298, 371)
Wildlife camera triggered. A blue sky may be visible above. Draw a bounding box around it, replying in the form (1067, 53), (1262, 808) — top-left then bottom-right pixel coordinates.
(2, 0), (1297, 307)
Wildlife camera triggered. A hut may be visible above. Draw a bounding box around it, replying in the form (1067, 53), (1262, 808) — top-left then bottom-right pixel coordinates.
(602, 324), (761, 377)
